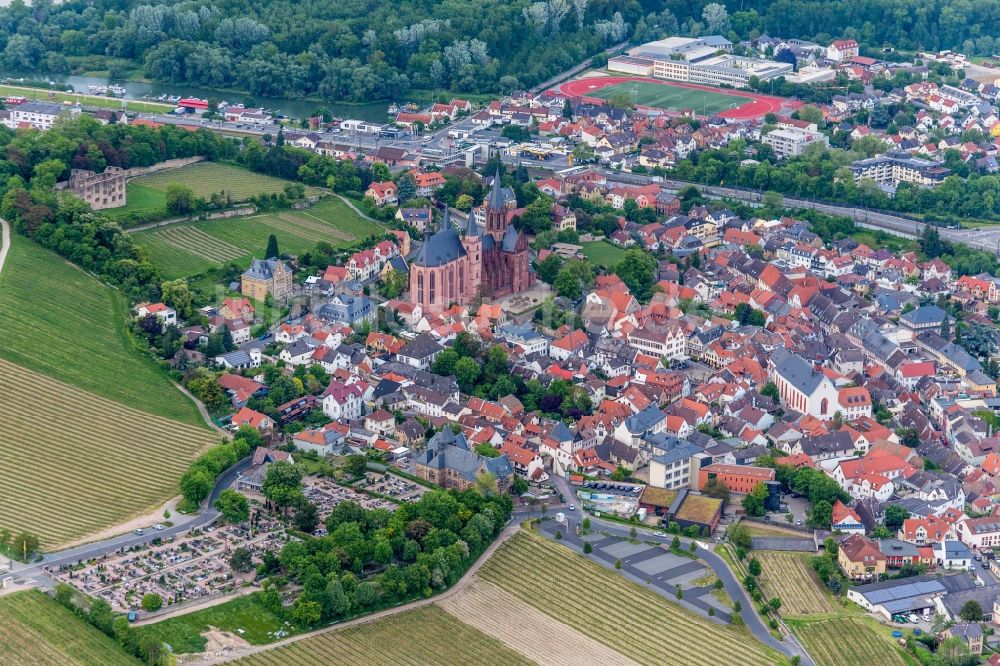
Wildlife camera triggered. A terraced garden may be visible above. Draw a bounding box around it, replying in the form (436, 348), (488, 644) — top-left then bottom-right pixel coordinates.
(478, 530), (781, 666)
(133, 197), (380, 279)
(238, 606), (534, 666)
(0, 590), (138, 666)
(0, 359), (217, 547)
(787, 616), (908, 666)
(755, 551), (833, 615)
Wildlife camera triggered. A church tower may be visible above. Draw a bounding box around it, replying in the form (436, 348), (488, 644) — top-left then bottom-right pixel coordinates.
(485, 168), (508, 242)
(460, 207), (482, 301)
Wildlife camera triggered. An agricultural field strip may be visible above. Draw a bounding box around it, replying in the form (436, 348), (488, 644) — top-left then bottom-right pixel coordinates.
(271, 211), (357, 240)
(0, 359), (216, 546)
(238, 605), (535, 666)
(755, 551), (832, 615)
(478, 532), (778, 666)
(0, 591), (139, 666)
(0, 235), (203, 423)
(438, 579), (638, 666)
(154, 227), (247, 261)
(792, 617), (907, 666)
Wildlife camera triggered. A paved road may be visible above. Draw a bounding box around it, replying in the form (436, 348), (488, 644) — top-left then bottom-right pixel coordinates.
(0, 217), (9, 275)
(11, 457), (253, 583)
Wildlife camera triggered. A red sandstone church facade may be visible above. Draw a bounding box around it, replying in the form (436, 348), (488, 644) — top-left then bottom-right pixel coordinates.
(408, 172), (534, 313)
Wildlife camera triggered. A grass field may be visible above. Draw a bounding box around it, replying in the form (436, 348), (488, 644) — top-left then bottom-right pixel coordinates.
(133, 196), (380, 279)
(0, 233), (205, 424)
(589, 80), (747, 114)
(138, 595), (290, 654)
(129, 162), (322, 201)
(580, 240), (629, 268)
(755, 551), (833, 615)
(787, 616), (909, 666)
(0, 590), (138, 666)
(104, 183), (167, 221)
(238, 606), (534, 666)
(478, 530), (781, 665)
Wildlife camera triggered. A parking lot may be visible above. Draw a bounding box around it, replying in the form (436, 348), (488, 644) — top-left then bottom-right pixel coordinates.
(52, 519), (287, 613)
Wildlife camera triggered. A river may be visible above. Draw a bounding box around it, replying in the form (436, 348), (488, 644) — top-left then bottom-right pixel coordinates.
(8, 73), (392, 122)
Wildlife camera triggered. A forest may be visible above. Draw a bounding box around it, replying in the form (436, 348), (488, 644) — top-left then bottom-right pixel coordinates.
(2, 0), (999, 103)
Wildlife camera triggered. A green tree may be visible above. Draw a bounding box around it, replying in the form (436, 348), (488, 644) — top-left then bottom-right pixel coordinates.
(584, 541), (593, 554)
(807, 499), (833, 529)
(140, 593), (163, 612)
(214, 489), (250, 523)
(742, 482), (769, 517)
(160, 278), (194, 320)
(536, 253), (564, 284)
(884, 504), (910, 531)
(294, 501), (320, 532)
(12, 531), (40, 560)
(614, 249), (657, 300)
(760, 382), (780, 403)
(702, 477), (730, 503)
(262, 460), (303, 514)
(230, 546), (254, 572)
(370, 162), (391, 182)
(266, 234), (280, 259)
(165, 183), (196, 215)
(727, 522), (752, 549)
(748, 557), (762, 576)
(959, 600), (984, 622)
(180, 467), (214, 505)
(455, 356), (481, 393)
(431, 348), (460, 376)
(474, 470), (499, 497)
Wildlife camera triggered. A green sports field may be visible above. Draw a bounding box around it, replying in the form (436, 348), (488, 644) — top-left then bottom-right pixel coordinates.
(133, 196), (382, 279)
(589, 80), (746, 114)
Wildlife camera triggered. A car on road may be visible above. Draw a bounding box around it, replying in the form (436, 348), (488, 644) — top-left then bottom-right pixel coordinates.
(653, 531), (666, 538)
(153, 524), (165, 531)
(569, 504), (575, 510)
(795, 520), (802, 526)
(134, 528), (143, 535)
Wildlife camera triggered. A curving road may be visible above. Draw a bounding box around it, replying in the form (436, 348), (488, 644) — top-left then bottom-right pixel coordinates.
(547, 475), (813, 665)
(11, 457), (253, 584)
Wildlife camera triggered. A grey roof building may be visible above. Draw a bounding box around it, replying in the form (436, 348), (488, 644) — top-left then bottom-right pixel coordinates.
(414, 428), (513, 490)
(770, 348), (828, 395)
(317, 294), (375, 325)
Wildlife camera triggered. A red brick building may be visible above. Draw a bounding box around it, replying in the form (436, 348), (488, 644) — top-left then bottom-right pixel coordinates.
(409, 170), (533, 313)
(697, 463), (775, 494)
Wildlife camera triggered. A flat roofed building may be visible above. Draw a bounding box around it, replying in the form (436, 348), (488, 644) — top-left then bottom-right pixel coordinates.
(851, 151), (951, 189)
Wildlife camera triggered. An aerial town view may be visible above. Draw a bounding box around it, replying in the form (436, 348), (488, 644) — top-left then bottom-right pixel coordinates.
(6, 1), (1000, 665)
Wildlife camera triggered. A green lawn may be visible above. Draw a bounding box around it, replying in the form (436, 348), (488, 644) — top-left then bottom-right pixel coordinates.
(0, 232), (205, 425)
(130, 162), (322, 201)
(589, 80), (747, 114)
(0, 590), (139, 666)
(580, 239), (629, 268)
(133, 196), (382, 279)
(104, 183), (167, 222)
(137, 595), (295, 653)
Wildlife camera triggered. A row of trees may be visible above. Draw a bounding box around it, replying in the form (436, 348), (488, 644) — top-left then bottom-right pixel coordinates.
(53, 585), (167, 665)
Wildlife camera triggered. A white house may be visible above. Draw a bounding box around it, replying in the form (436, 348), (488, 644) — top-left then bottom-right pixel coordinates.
(321, 381), (364, 420)
(768, 349), (840, 420)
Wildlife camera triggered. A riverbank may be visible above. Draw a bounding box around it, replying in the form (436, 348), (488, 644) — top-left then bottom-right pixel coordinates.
(0, 83), (173, 113)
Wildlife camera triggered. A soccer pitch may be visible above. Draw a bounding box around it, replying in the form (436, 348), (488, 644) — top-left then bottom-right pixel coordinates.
(589, 81), (746, 114)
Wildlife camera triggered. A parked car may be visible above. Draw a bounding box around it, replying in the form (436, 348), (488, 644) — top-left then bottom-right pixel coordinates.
(908, 614), (920, 623)
(134, 528), (143, 535)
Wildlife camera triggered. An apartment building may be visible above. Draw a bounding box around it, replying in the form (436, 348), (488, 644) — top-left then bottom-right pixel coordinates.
(763, 127), (830, 158)
(851, 152), (951, 189)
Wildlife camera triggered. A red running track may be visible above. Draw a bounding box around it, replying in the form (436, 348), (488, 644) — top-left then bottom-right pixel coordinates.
(557, 75), (800, 121)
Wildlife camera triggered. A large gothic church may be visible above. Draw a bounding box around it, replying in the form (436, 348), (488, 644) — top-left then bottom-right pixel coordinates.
(409, 171), (534, 313)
